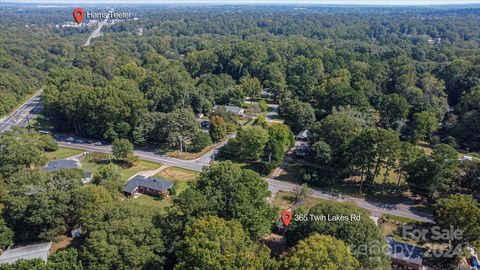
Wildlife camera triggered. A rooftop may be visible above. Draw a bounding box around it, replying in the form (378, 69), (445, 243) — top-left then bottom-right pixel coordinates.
(43, 159), (80, 172)
(386, 237), (424, 266)
(213, 105), (245, 115)
(0, 242), (52, 265)
(124, 175), (174, 194)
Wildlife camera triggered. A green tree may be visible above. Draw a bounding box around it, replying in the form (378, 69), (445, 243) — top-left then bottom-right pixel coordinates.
(435, 194), (480, 246)
(280, 99), (315, 133)
(3, 169), (83, 241)
(240, 75), (262, 102)
(189, 161), (275, 238)
(409, 111), (439, 143)
(378, 93), (409, 129)
(47, 249), (83, 270)
(209, 115), (227, 142)
(0, 218), (13, 250)
(175, 216), (274, 270)
(235, 126), (269, 160)
(0, 127), (47, 178)
(92, 163), (123, 194)
(405, 144), (459, 196)
(112, 138), (134, 160)
(80, 203), (165, 270)
(279, 234), (359, 270)
(308, 140), (332, 166)
(190, 131), (212, 152)
(285, 202), (390, 269)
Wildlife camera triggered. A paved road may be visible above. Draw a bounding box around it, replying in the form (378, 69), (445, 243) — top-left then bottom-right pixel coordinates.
(84, 11), (110, 47)
(58, 141), (207, 172)
(58, 139), (433, 222)
(266, 178), (433, 222)
(0, 90), (433, 222)
(0, 89), (43, 133)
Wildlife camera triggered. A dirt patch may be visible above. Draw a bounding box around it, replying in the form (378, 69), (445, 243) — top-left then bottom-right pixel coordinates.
(158, 167), (199, 181)
(261, 234), (289, 257)
(51, 236), (84, 253)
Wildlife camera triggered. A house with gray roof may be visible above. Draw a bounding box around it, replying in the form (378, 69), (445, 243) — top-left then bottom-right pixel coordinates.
(43, 159), (80, 172)
(0, 242), (52, 265)
(213, 105), (245, 116)
(386, 237), (427, 270)
(124, 175), (174, 197)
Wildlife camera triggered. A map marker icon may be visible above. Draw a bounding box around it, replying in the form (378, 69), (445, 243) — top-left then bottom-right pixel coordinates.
(281, 209), (292, 227)
(73, 8), (85, 24)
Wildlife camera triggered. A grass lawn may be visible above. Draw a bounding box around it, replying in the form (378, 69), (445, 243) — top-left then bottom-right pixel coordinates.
(155, 166), (199, 195)
(166, 142), (219, 160)
(45, 147), (85, 160)
(130, 195), (171, 210)
(271, 190), (326, 214)
(274, 163), (304, 184)
(380, 214), (429, 246)
(128, 167), (200, 210)
(81, 152), (161, 182)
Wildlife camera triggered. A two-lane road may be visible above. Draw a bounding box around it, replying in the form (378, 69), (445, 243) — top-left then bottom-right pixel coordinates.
(0, 89), (433, 222)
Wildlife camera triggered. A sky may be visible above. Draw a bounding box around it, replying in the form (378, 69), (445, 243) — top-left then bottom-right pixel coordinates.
(5, 0), (480, 5)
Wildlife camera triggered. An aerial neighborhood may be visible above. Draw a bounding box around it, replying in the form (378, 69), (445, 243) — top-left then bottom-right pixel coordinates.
(1, 2), (480, 270)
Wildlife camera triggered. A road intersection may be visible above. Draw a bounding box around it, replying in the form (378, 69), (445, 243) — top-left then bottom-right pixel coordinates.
(0, 92), (433, 223)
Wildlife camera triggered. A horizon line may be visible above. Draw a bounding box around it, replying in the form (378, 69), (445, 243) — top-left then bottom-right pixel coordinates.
(3, 1), (480, 7)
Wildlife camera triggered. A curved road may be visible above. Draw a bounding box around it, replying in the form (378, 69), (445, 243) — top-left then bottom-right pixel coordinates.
(58, 141), (433, 223)
(0, 91), (432, 222)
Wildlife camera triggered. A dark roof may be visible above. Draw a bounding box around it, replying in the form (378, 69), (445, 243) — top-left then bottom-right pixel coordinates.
(43, 160), (79, 172)
(386, 237), (424, 266)
(124, 175), (174, 194)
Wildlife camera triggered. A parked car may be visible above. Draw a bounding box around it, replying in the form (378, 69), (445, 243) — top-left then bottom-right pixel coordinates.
(94, 141), (102, 146)
(74, 139), (84, 144)
(201, 120), (210, 129)
(66, 137), (75, 142)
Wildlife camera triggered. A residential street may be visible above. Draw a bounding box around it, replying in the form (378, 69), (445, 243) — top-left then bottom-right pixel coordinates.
(0, 91), (433, 223)
(58, 140), (433, 222)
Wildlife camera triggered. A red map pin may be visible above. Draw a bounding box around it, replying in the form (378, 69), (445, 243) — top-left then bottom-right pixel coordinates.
(73, 8), (85, 24)
(281, 209), (293, 227)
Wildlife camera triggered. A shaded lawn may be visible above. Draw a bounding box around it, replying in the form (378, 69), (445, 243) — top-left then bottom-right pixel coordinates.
(214, 157), (265, 175)
(166, 142), (219, 160)
(271, 190), (327, 214)
(45, 147), (85, 160)
(129, 195), (170, 212)
(81, 153), (161, 182)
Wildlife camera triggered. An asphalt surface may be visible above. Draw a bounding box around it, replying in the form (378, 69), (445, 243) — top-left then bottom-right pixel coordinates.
(84, 11), (110, 47)
(0, 89), (43, 133)
(58, 138), (433, 222)
(0, 90), (433, 222)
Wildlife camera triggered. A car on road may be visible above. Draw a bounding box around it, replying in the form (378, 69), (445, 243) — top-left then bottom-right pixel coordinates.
(94, 141), (102, 146)
(66, 137), (75, 142)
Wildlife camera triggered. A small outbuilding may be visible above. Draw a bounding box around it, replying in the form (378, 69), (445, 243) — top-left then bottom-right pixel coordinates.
(82, 172), (93, 184)
(0, 242), (52, 265)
